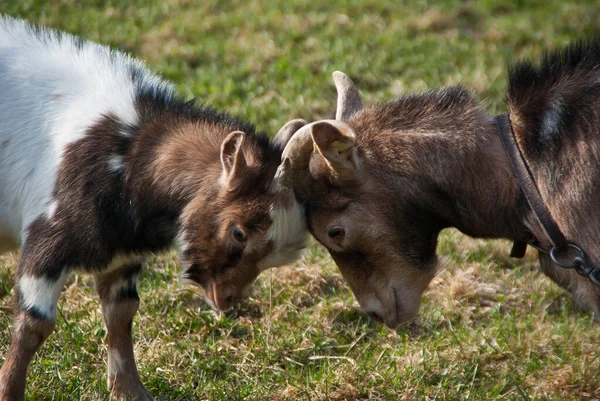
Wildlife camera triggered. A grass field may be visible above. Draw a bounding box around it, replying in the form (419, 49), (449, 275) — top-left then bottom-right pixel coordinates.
(1, 1), (600, 400)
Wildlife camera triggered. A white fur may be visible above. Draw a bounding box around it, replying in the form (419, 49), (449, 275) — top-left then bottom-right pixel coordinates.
(175, 230), (189, 254)
(18, 271), (68, 320)
(258, 197), (307, 270)
(0, 16), (173, 246)
(175, 230), (194, 284)
(120, 128), (133, 138)
(107, 155), (125, 172)
(47, 200), (58, 219)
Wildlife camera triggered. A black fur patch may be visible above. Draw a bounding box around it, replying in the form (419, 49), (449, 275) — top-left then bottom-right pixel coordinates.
(114, 265), (141, 302)
(507, 38), (600, 162)
(22, 305), (49, 321)
(115, 285), (139, 302)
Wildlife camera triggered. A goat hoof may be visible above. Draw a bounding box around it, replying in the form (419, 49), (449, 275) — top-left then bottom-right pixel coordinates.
(109, 380), (154, 401)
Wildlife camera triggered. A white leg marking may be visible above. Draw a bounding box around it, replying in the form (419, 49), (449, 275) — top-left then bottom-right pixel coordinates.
(18, 271), (68, 320)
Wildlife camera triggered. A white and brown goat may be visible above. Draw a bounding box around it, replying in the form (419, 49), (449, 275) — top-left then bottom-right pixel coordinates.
(0, 16), (306, 401)
(277, 40), (600, 328)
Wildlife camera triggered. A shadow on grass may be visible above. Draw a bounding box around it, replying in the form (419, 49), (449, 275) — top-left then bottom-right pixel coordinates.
(293, 276), (347, 309)
(331, 307), (374, 327)
(545, 295), (593, 320)
(321, 276), (345, 297)
(226, 300), (264, 320)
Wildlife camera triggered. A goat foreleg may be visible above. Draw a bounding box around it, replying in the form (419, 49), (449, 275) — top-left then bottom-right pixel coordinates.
(95, 263), (154, 401)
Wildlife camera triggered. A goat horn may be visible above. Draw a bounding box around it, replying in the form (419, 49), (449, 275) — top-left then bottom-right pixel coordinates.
(273, 119), (307, 149)
(333, 71), (363, 122)
(274, 122), (321, 200)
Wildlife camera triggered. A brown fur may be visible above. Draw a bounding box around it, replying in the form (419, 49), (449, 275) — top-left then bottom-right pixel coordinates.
(2, 89), (304, 400)
(301, 92), (529, 327)
(284, 41), (600, 327)
(0, 19), (306, 401)
(507, 39), (600, 312)
(95, 265), (151, 401)
(0, 313), (55, 400)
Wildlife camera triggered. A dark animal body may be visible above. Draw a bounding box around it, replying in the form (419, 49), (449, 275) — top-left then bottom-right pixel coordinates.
(277, 39), (600, 328)
(506, 40), (600, 311)
(0, 16), (306, 400)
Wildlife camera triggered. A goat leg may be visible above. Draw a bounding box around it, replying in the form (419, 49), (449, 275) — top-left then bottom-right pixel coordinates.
(95, 264), (154, 401)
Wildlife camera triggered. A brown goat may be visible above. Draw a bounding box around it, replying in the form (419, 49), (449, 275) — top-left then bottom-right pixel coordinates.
(0, 17), (306, 400)
(276, 39), (600, 328)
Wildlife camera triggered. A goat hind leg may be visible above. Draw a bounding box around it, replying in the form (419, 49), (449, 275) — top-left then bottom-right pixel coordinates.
(95, 263), (154, 401)
(0, 270), (67, 401)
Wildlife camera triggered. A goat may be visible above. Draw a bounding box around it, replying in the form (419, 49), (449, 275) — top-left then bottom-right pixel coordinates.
(0, 16), (307, 401)
(276, 39), (600, 328)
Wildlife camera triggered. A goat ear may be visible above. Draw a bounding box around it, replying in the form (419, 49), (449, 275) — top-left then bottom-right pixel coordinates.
(273, 119), (307, 149)
(220, 131), (247, 188)
(310, 121), (359, 181)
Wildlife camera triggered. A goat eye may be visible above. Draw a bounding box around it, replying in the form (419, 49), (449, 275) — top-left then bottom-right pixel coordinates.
(328, 226), (345, 240)
(233, 227), (247, 242)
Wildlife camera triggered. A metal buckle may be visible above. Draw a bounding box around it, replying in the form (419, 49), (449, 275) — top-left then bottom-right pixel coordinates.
(550, 243), (586, 269)
(589, 268), (600, 287)
(550, 243), (600, 288)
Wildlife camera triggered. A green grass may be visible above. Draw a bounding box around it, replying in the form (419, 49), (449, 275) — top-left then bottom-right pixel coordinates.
(1, 1), (600, 400)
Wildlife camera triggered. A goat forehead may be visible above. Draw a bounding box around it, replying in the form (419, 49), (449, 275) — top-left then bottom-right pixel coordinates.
(308, 196), (379, 230)
(219, 204), (271, 230)
(308, 186), (355, 210)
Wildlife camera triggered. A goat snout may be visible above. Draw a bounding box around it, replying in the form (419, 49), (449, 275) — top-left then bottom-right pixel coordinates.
(362, 297), (388, 326)
(210, 282), (238, 311)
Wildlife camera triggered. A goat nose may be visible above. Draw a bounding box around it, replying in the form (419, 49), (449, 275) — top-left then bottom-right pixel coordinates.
(367, 310), (384, 324)
(222, 294), (234, 310)
(214, 290), (235, 311)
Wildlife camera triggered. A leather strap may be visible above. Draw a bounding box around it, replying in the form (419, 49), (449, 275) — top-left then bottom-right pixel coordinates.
(495, 114), (600, 288)
(509, 240), (528, 258)
(494, 113), (568, 254)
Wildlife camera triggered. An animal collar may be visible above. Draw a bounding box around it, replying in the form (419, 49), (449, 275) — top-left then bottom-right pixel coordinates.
(494, 113), (600, 287)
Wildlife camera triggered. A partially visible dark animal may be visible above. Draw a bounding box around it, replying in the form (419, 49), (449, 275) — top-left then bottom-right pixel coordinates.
(0, 16), (306, 401)
(275, 39), (600, 328)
